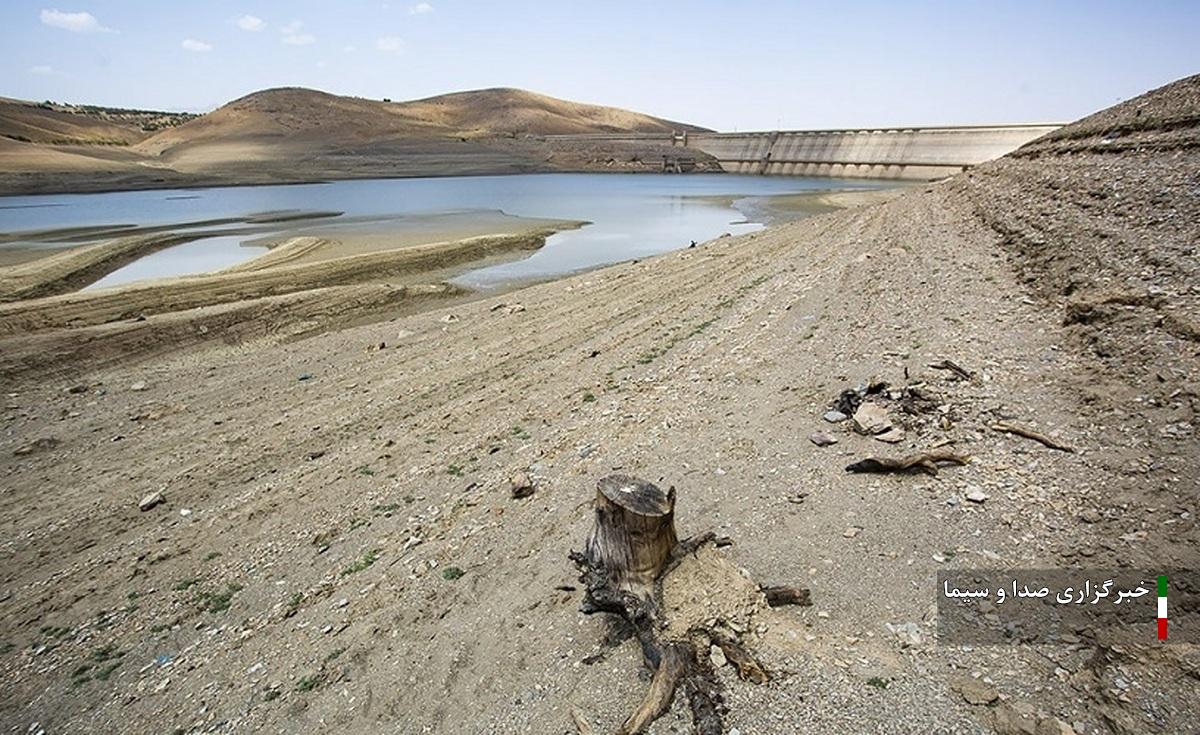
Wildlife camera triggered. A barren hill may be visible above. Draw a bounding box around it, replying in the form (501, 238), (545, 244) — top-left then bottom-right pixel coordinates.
(0, 87), (711, 194)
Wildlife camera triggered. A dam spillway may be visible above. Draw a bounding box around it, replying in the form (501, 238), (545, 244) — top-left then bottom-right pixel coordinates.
(545, 123), (1061, 180)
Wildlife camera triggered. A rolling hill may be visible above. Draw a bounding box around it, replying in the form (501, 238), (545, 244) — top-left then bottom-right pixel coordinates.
(0, 87), (711, 194)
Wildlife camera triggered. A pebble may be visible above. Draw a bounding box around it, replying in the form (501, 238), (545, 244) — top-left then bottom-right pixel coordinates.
(709, 644), (727, 668)
(130, 381), (148, 391)
(965, 488), (989, 504)
(139, 491), (165, 512)
(823, 410), (848, 423)
(509, 471), (535, 499)
(809, 432), (838, 447)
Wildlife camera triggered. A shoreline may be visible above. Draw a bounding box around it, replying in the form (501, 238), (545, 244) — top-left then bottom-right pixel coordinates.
(0, 166), (926, 200)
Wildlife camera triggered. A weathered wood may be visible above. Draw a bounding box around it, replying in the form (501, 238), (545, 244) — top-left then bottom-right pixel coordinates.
(711, 629), (769, 684)
(990, 421), (1075, 452)
(620, 644), (686, 734)
(572, 475), (793, 735)
(928, 358), (974, 381)
(845, 448), (970, 476)
(585, 475), (678, 599)
(761, 585), (812, 607)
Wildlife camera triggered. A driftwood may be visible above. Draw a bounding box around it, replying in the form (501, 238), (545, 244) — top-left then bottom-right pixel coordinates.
(990, 421), (1075, 453)
(571, 475), (783, 734)
(928, 358), (974, 381)
(845, 447), (970, 476)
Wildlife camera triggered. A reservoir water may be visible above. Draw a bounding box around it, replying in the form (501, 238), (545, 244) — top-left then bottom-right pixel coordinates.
(0, 173), (889, 289)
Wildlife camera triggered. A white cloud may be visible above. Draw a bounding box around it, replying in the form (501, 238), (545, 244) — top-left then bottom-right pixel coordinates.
(39, 8), (113, 33)
(280, 19), (314, 45)
(375, 36), (403, 53)
(30, 64), (55, 75)
(182, 38), (213, 52)
(342, 45), (357, 53)
(236, 14), (265, 31)
(409, 2), (433, 14)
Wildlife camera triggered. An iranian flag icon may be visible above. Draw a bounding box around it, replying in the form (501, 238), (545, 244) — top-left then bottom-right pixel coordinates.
(1158, 575), (1168, 641)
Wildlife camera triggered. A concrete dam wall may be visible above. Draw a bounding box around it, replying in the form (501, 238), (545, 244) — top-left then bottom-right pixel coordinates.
(546, 123), (1060, 180)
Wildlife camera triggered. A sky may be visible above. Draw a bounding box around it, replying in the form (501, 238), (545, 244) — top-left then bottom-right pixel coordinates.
(1, 1), (1198, 131)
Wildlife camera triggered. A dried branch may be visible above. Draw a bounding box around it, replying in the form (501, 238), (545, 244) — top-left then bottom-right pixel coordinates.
(990, 421), (1075, 452)
(845, 448), (970, 476)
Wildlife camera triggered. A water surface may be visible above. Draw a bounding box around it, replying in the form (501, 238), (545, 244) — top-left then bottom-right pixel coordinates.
(0, 174), (890, 288)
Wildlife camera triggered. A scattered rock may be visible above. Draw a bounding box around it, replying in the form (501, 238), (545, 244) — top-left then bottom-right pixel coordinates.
(1080, 509), (1102, 523)
(851, 403), (892, 435)
(885, 621), (923, 647)
(822, 410), (848, 423)
(66, 384), (89, 395)
(14, 437), (60, 456)
(952, 676), (999, 705)
(1035, 717), (1075, 735)
(809, 432), (838, 447)
(842, 527), (861, 538)
(130, 381), (148, 391)
(874, 427), (905, 443)
(439, 314), (459, 324)
(509, 471), (535, 499)
(139, 491), (165, 512)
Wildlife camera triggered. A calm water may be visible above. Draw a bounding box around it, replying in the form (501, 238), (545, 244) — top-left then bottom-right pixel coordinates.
(0, 174), (888, 288)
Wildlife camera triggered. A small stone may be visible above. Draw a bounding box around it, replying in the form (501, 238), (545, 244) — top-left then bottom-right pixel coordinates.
(179, 508), (192, 517)
(823, 410), (848, 423)
(66, 384), (89, 394)
(843, 527), (861, 538)
(851, 403), (892, 435)
(1080, 509), (1102, 523)
(439, 314), (459, 323)
(965, 488), (989, 504)
(334, 598), (349, 609)
(509, 471), (535, 499)
(709, 644), (727, 668)
(297, 373), (313, 381)
(139, 491), (165, 512)
(809, 432), (838, 447)
(506, 304), (526, 314)
(874, 427), (905, 443)
(130, 381), (148, 391)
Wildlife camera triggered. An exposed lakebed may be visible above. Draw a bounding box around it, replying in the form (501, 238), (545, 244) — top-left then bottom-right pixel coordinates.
(0, 173), (892, 290)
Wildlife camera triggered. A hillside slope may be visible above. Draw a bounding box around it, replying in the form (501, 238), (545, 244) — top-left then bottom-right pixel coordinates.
(0, 76), (1196, 733)
(0, 87), (711, 194)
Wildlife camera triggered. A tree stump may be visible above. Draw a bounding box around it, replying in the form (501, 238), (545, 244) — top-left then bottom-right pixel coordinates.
(571, 474), (805, 735)
(585, 475), (678, 600)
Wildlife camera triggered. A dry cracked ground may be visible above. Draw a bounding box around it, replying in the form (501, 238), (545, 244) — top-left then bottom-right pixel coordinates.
(1, 76), (1199, 734)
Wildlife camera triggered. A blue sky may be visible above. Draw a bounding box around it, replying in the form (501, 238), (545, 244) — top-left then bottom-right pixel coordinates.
(1, 1), (1197, 130)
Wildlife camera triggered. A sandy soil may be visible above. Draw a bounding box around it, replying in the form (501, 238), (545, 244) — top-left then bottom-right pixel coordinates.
(0, 76), (1197, 735)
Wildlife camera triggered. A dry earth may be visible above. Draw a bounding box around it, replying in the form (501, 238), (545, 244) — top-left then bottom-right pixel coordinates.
(0, 77), (1198, 734)
(0, 88), (714, 196)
